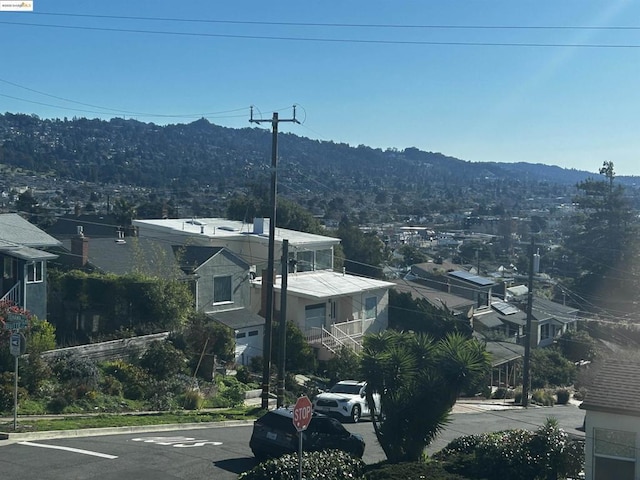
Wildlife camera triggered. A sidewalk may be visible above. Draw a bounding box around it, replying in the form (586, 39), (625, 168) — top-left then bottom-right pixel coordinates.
(0, 397), (582, 443)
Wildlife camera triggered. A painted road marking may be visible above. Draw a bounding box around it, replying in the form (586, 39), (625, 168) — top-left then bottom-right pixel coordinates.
(131, 436), (223, 447)
(18, 441), (118, 459)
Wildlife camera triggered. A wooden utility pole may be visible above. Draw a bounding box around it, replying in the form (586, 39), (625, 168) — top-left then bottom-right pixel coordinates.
(521, 234), (535, 407)
(277, 240), (289, 408)
(250, 107), (299, 409)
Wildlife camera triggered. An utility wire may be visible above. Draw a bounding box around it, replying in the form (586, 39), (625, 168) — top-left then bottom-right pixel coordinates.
(27, 11), (640, 31)
(3, 20), (640, 49)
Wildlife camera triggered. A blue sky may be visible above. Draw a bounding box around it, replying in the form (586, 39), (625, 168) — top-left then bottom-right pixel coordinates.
(1, 1), (639, 175)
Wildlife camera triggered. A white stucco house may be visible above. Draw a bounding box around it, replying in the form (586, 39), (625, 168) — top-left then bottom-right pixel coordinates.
(133, 217), (393, 359)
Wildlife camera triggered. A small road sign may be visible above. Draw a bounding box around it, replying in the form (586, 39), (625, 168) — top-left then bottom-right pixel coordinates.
(9, 332), (26, 356)
(293, 395), (313, 432)
(4, 312), (28, 330)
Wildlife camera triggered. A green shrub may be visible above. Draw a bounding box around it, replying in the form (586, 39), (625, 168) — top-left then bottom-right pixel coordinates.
(239, 449), (365, 480)
(212, 375), (247, 407)
(182, 390), (204, 410)
(531, 389), (555, 406)
(514, 388), (523, 404)
(234, 366), (253, 384)
(101, 360), (150, 400)
(434, 420), (584, 480)
(491, 387), (515, 399)
(139, 340), (188, 380)
(100, 375), (123, 397)
(555, 388), (571, 405)
(47, 395), (68, 414)
(52, 353), (100, 390)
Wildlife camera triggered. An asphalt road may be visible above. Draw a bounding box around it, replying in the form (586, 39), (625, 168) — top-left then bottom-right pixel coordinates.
(0, 402), (585, 479)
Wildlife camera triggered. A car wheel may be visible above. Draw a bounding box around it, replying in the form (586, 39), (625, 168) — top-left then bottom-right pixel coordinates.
(350, 404), (361, 423)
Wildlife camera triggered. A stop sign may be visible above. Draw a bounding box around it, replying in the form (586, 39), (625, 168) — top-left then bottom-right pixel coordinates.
(292, 395), (313, 432)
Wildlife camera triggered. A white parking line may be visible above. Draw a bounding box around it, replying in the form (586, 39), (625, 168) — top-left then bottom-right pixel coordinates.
(18, 441), (118, 459)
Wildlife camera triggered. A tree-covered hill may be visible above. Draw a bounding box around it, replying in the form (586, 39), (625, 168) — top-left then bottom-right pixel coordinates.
(1, 112), (635, 220)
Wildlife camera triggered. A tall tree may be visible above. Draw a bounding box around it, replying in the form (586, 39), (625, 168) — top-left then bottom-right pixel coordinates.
(361, 330), (490, 463)
(564, 161), (640, 315)
(226, 185), (324, 234)
(336, 217), (387, 279)
(388, 289), (472, 339)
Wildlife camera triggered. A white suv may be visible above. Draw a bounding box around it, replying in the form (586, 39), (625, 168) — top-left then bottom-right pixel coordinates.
(313, 380), (380, 423)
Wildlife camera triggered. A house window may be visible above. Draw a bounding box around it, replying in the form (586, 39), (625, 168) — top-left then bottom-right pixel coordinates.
(297, 250), (314, 272)
(26, 261), (43, 283)
(213, 275), (232, 304)
(3, 257), (14, 279)
(236, 332), (246, 339)
(305, 303), (326, 329)
(248, 330), (258, 337)
(594, 428), (636, 480)
(540, 323), (550, 340)
(316, 249), (332, 270)
(365, 296), (377, 319)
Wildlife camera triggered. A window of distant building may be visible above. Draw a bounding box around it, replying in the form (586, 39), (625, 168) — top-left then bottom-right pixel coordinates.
(365, 296), (377, 320)
(305, 303), (326, 329)
(288, 248), (333, 273)
(26, 261), (43, 283)
(540, 323), (550, 340)
(297, 250), (314, 272)
(3, 257), (15, 280)
(213, 275), (232, 304)
(315, 249), (332, 270)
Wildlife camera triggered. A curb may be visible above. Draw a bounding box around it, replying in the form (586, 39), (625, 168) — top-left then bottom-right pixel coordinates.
(0, 419), (254, 443)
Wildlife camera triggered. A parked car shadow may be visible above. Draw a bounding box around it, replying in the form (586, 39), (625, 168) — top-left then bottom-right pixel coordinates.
(213, 457), (258, 475)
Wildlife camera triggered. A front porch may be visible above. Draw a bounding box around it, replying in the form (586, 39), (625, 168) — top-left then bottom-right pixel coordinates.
(305, 318), (375, 359)
(0, 282), (20, 305)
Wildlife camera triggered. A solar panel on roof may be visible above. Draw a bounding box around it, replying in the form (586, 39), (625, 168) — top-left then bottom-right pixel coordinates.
(492, 302), (520, 316)
(449, 270), (494, 286)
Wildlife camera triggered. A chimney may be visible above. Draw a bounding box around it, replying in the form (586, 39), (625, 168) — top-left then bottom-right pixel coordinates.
(71, 226), (89, 268)
(253, 218), (270, 235)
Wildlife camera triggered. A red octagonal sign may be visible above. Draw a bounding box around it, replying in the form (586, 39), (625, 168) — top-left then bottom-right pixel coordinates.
(293, 395), (313, 432)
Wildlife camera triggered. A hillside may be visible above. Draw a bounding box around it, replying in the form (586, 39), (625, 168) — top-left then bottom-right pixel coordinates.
(1, 113), (635, 220)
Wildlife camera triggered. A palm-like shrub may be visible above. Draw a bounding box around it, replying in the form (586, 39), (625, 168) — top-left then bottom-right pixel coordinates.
(361, 331), (490, 463)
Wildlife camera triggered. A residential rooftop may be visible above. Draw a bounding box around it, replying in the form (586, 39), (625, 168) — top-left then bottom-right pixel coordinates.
(253, 270), (395, 300)
(133, 217), (341, 247)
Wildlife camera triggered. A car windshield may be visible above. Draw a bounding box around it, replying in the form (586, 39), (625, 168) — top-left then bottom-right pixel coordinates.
(329, 383), (362, 395)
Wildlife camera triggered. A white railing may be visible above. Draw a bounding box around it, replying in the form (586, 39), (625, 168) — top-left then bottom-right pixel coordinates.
(306, 325), (362, 355)
(0, 282), (20, 305)
(330, 324), (362, 353)
(331, 320), (362, 337)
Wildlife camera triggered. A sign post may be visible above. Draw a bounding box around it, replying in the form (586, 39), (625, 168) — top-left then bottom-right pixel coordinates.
(6, 315), (27, 431)
(293, 395), (313, 480)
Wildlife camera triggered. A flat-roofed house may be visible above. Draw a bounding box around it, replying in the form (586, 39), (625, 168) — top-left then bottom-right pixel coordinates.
(133, 217), (393, 358)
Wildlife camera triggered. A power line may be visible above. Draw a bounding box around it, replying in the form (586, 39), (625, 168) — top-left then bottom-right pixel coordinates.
(3, 20), (640, 49)
(27, 11), (640, 31)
